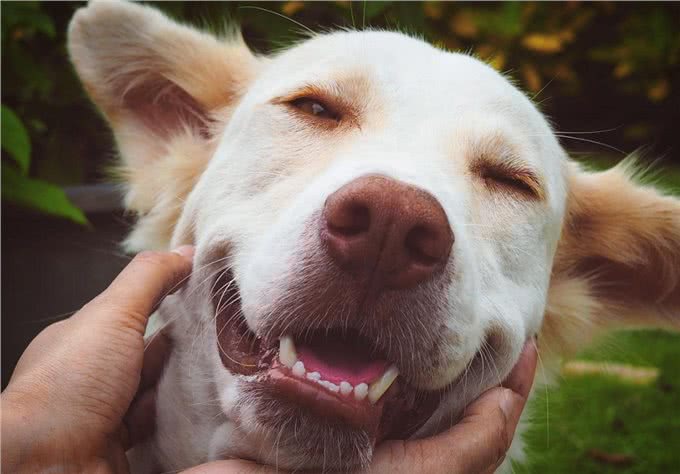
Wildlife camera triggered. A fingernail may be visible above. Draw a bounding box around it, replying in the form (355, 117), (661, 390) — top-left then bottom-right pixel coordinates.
(172, 245), (195, 258)
(499, 389), (516, 421)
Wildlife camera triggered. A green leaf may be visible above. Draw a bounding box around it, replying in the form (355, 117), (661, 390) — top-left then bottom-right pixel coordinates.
(1, 105), (31, 174)
(1, 162), (88, 225)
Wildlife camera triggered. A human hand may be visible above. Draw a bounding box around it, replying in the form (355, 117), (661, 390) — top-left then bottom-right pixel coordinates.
(178, 340), (538, 474)
(1, 244), (537, 474)
(1, 247), (194, 473)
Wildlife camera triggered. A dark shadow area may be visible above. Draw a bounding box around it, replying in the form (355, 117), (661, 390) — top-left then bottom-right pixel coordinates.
(2, 208), (132, 388)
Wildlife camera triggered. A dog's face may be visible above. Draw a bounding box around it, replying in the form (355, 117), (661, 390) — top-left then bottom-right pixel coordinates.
(69, 2), (680, 471)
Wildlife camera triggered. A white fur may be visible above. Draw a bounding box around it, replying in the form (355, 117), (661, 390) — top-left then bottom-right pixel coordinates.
(67, 2), (679, 473)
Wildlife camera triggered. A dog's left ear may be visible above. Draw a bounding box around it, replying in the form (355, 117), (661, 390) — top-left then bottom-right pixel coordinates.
(543, 162), (680, 356)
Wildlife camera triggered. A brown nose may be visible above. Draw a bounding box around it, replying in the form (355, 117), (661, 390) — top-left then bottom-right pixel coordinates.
(322, 175), (453, 290)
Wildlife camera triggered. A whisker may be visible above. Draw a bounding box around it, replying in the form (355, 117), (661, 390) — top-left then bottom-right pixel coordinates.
(238, 5), (315, 36)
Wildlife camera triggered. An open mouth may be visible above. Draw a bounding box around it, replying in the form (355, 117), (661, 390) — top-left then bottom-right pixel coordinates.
(213, 271), (441, 442)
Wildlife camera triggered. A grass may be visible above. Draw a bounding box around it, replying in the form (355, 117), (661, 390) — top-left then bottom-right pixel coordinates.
(518, 330), (680, 473)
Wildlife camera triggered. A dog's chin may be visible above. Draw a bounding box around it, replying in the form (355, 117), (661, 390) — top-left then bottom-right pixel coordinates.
(210, 270), (455, 470)
(239, 383), (375, 470)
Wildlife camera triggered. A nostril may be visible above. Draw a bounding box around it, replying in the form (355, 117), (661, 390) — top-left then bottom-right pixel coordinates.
(405, 225), (452, 266)
(327, 202), (370, 237)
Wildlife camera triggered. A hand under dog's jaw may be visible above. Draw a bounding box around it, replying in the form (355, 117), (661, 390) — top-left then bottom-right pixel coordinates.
(212, 270), (445, 444)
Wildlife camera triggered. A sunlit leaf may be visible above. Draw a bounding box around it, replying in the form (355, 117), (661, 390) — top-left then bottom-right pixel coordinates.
(648, 79), (670, 102)
(449, 12), (478, 39)
(488, 53), (507, 71)
(282, 2), (305, 17)
(1, 104), (31, 174)
(522, 33), (563, 54)
(423, 2), (443, 20)
(613, 62), (633, 79)
(521, 63), (542, 93)
(2, 162), (88, 225)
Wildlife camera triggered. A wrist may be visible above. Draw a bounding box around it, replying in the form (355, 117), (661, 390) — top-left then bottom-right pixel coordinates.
(1, 396), (35, 472)
(1, 392), (69, 473)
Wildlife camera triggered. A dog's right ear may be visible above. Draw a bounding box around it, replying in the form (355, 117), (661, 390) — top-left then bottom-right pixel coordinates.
(68, 0), (260, 165)
(68, 0), (261, 251)
(543, 161), (680, 358)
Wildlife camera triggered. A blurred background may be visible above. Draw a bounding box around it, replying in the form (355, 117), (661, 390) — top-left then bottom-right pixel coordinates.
(2, 2), (679, 473)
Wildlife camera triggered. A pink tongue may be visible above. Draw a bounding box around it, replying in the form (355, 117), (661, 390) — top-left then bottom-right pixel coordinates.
(297, 344), (388, 386)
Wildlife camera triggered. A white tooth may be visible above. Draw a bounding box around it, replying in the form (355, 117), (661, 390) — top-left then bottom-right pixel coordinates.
(340, 381), (353, 396)
(326, 382), (340, 393)
(307, 371), (321, 381)
(292, 361), (305, 377)
(368, 365), (399, 404)
(279, 336), (297, 368)
(354, 383), (368, 401)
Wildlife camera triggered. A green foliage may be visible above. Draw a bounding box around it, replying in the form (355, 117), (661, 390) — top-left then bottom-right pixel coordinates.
(2, 1), (93, 224)
(2, 162), (87, 225)
(2, 1), (678, 223)
(2, 105), (31, 174)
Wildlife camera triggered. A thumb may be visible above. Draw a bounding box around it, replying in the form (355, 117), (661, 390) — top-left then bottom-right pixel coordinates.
(180, 459), (282, 474)
(74, 246), (194, 335)
(367, 340), (537, 474)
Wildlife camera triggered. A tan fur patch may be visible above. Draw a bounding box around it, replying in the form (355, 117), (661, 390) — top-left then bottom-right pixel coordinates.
(543, 161), (680, 358)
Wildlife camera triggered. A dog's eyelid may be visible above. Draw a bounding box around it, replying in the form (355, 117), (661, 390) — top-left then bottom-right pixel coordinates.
(272, 83), (360, 126)
(472, 159), (545, 200)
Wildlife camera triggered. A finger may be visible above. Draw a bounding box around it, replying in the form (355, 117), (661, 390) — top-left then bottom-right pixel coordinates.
(122, 388), (156, 449)
(370, 390), (518, 474)
(180, 459), (282, 474)
(369, 340), (538, 474)
(502, 338), (538, 400)
(122, 331), (173, 449)
(499, 339), (538, 435)
(138, 330), (172, 393)
(79, 246), (194, 331)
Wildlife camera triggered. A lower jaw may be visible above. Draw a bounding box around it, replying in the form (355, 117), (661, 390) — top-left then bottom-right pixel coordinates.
(239, 380), (377, 471)
(268, 366), (386, 434)
(235, 360), (440, 449)
(213, 273), (441, 445)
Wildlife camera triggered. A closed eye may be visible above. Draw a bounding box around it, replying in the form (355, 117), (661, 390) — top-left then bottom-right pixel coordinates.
(476, 163), (543, 200)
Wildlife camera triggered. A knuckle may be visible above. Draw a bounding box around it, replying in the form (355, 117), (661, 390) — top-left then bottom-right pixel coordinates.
(492, 406), (512, 458)
(42, 319), (68, 336)
(404, 442), (427, 466)
(388, 441), (408, 464)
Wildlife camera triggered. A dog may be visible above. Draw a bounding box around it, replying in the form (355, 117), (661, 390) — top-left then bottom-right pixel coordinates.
(67, 1), (680, 472)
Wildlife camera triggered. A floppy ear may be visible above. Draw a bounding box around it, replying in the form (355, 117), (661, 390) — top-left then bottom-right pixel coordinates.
(542, 161), (680, 357)
(68, 0), (260, 250)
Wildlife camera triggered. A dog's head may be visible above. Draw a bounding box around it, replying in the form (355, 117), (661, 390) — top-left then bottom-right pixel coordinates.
(69, 1), (680, 470)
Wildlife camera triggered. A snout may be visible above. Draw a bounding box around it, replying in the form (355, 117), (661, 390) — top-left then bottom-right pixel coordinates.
(211, 174), (472, 454)
(322, 175), (454, 290)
